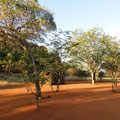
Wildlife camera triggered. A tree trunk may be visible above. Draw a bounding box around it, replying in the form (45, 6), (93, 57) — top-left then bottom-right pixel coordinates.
(91, 72), (96, 85)
(56, 71), (61, 92)
(70, 73), (73, 78)
(111, 73), (118, 92)
(115, 80), (117, 92)
(112, 77), (118, 92)
(26, 47), (42, 98)
(18, 39), (41, 107)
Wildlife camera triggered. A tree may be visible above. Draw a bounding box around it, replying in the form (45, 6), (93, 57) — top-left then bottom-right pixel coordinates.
(66, 28), (117, 85)
(48, 29), (71, 62)
(0, 0), (56, 107)
(101, 40), (120, 92)
(66, 68), (77, 78)
(46, 51), (64, 92)
(41, 30), (70, 90)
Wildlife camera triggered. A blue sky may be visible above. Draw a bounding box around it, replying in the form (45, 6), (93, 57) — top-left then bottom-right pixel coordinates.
(39, 0), (120, 38)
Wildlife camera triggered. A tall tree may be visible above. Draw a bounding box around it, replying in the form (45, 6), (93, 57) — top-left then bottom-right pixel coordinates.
(66, 28), (117, 85)
(101, 40), (120, 92)
(0, 0), (56, 106)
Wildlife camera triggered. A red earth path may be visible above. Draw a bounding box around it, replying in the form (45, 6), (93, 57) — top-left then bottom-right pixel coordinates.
(0, 81), (120, 120)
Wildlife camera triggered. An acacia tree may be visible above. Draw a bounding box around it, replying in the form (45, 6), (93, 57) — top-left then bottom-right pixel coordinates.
(66, 28), (117, 85)
(45, 30), (70, 89)
(0, 0), (56, 106)
(101, 41), (120, 92)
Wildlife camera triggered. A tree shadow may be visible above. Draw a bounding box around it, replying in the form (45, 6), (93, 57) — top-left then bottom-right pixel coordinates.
(64, 80), (91, 85)
(1, 84), (120, 120)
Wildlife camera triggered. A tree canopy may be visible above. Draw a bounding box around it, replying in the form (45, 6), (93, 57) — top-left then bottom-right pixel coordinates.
(0, 0), (56, 42)
(66, 28), (118, 84)
(0, 0), (56, 107)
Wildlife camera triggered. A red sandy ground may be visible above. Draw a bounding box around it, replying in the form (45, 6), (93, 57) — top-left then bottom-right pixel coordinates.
(1, 81), (120, 120)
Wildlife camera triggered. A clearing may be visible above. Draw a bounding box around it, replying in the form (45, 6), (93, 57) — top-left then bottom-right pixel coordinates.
(0, 81), (120, 120)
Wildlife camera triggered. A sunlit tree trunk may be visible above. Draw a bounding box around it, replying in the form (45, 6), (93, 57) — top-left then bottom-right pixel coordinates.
(91, 68), (99, 85)
(90, 69), (95, 85)
(91, 72), (95, 85)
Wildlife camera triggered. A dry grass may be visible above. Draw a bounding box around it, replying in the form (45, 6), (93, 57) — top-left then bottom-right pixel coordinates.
(0, 81), (24, 88)
(64, 76), (120, 82)
(0, 73), (25, 88)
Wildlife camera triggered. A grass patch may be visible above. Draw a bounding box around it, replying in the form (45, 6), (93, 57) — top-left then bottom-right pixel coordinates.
(64, 76), (91, 81)
(0, 73), (26, 82)
(0, 81), (24, 88)
(0, 73), (26, 88)
(64, 76), (120, 82)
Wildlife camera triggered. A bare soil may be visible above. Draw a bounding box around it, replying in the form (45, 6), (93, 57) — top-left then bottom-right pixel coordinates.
(1, 81), (120, 120)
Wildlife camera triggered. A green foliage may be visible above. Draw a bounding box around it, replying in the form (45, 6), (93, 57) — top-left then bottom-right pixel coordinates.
(67, 28), (109, 70)
(0, 40), (64, 87)
(101, 42), (120, 80)
(66, 68), (77, 77)
(98, 71), (104, 80)
(65, 27), (118, 84)
(0, 0), (56, 41)
(0, 48), (24, 73)
(76, 69), (90, 78)
(48, 30), (71, 62)
(0, 0), (56, 82)
(0, 0), (56, 106)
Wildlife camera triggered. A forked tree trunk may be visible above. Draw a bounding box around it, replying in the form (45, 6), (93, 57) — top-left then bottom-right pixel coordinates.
(91, 71), (97, 85)
(50, 71), (61, 92)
